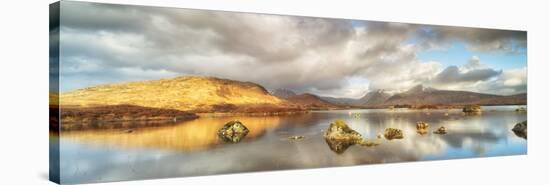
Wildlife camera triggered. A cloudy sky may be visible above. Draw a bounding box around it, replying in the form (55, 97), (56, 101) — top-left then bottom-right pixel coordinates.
(57, 1), (527, 98)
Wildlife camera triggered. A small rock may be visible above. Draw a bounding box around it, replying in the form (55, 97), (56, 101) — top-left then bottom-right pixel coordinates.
(417, 129), (428, 135)
(512, 121), (527, 139)
(288, 135), (305, 140)
(515, 107), (527, 112)
(384, 128), (404, 140)
(433, 126), (447, 134)
(416, 121), (429, 130)
(416, 122), (429, 135)
(359, 140), (380, 147)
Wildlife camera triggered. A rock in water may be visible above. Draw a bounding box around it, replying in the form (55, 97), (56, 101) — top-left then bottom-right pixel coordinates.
(463, 105), (481, 115)
(416, 122), (429, 130)
(416, 122), (429, 135)
(324, 119), (364, 153)
(384, 128), (404, 140)
(288, 135), (305, 140)
(512, 121), (527, 139)
(324, 119), (363, 142)
(515, 107), (527, 112)
(433, 126), (447, 134)
(324, 139), (354, 154)
(217, 120), (250, 143)
(359, 140), (381, 147)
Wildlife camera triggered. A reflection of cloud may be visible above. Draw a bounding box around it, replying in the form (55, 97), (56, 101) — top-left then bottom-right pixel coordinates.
(439, 132), (500, 148)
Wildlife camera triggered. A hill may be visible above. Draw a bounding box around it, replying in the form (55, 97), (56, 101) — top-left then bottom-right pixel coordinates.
(285, 93), (340, 110)
(60, 76), (304, 114)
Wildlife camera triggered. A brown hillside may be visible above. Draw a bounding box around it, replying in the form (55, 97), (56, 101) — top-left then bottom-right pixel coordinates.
(61, 76), (303, 113)
(286, 93), (339, 109)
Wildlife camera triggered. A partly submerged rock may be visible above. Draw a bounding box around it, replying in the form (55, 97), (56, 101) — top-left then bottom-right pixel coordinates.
(512, 121), (527, 139)
(324, 138), (354, 154)
(463, 105), (481, 114)
(416, 122), (429, 130)
(416, 122), (429, 135)
(417, 129), (428, 135)
(217, 120), (249, 143)
(433, 126), (447, 134)
(359, 139), (381, 147)
(288, 135), (305, 140)
(324, 119), (368, 153)
(515, 107), (527, 112)
(384, 128), (404, 140)
(324, 119), (363, 142)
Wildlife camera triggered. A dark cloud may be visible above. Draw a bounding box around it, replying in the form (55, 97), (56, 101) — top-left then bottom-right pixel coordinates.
(58, 1), (527, 97)
(416, 26), (527, 54)
(433, 66), (502, 84)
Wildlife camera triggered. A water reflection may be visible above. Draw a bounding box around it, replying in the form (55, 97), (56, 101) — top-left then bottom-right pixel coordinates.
(61, 116), (283, 151)
(58, 106), (527, 184)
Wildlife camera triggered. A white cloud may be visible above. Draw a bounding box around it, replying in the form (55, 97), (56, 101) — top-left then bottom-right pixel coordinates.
(58, 1), (527, 97)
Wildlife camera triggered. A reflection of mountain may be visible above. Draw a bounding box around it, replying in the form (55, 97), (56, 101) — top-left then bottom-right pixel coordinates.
(61, 76), (303, 114)
(61, 116), (283, 151)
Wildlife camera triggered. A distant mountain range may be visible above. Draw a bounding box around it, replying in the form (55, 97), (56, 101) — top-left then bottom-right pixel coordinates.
(317, 84), (526, 108)
(285, 93), (339, 110)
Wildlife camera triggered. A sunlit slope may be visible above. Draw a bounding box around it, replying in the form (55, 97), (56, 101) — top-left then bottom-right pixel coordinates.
(61, 76), (299, 113)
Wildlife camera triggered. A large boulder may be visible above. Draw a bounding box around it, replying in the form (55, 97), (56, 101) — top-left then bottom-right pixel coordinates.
(324, 119), (364, 153)
(324, 119), (363, 142)
(217, 120), (250, 143)
(512, 121), (527, 139)
(384, 128), (404, 140)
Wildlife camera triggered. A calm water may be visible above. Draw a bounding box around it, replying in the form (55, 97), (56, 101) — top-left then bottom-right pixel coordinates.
(57, 106), (527, 184)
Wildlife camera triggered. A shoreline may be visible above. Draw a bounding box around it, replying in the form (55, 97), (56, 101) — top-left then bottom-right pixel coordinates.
(55, 104), (526, 131)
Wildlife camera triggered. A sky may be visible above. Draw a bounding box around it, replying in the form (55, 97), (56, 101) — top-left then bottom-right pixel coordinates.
(56, 1), (527, 98)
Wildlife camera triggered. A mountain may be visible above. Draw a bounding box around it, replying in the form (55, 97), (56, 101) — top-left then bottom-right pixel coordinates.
(320, 90), (391, 107)
(382, 85), (526, 107)
(320, 96), (358, 106)
(473, 93), (527, 105)
(285, 93), (340, 109)
(357, 89), (391, 106)
(60, 76), (304, 113)
(270, 88), (297, 99)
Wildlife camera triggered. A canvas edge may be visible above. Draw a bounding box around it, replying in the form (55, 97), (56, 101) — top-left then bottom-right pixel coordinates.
(49, 1), (61, 184)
